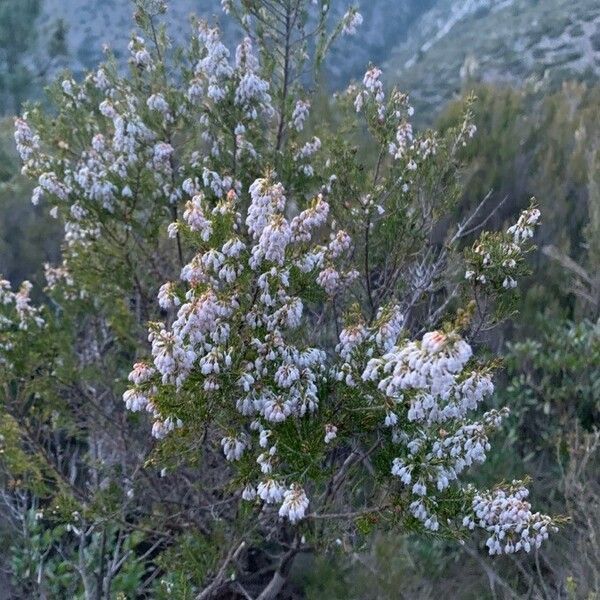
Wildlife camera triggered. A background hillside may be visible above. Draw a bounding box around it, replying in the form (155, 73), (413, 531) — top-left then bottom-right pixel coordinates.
(32, 0), (436, 86)
(385, 0), (600, 118)
(15, 0), (600, 121)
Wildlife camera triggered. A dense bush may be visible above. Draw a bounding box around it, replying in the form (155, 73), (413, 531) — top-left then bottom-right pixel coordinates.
(291, 316), (599, 599)
(5, 2), (598, 599)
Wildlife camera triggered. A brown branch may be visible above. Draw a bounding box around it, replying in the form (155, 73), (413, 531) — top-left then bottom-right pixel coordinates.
(256, 537), (302, 600)
(195, 541), (246, 600)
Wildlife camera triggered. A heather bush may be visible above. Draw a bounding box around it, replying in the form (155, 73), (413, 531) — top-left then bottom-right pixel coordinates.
(0, 1), (559, 597)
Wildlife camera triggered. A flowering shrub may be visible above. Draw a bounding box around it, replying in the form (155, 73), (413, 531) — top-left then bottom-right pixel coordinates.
(2, 1), (557, 597)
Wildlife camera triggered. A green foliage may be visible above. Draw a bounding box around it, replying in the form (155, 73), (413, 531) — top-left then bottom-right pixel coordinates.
(0, 414), (49, 495)
(438, 82), (600, 324)
(505, 319), (600, 446)
(9, 511), (146, 599)
(155, 531), (221, 597)
(0, 0), (41, 114)
(0, 118), (61, 285)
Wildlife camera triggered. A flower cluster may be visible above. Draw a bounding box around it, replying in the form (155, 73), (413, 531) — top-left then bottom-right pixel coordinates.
(507, 205), (541, 244)
(13, 18), (276, 258)
(333, 316), (555, 544)
(360, 329), (497, 484)
(124, 172), (357, 524)
(14, 117), (41, 168)
(465, 201), (541, 290)
(350, 67), (438, 197)
(464, 482), (558, 555)
(0, 278), (45, 368)
(0, 278), (45, 331)
(279, 485), (310, 523)
(354, 66), (385, 117)
(341, 9), (363, 36)
(290, 100), (310, 132)
(294, 137), (322, 176)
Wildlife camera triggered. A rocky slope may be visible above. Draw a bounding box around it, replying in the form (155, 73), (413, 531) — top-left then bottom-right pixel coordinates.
(384, 0), (600, 119)
(33, 0), (434, 84)
(29, 0), (600, 121)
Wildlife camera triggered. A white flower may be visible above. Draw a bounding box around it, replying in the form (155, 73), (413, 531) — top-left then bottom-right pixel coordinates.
(147, 93), (170, 115)
(274, 363), (300, 388)
(471, 483), (557, 555)
(324, 424), (337, 444)
(373, 305), (403, 351)
(123, 388), (149, 412)
(290, 100), (310, 131)
(251, 215), (292, 267)
(128, 362), (155, 385)
(128, 35), (153, 69)
(158, 282), (180, 310)
(257, 479), (285, 504)
(242, 484), (256, 501)
(262, 395), (292, 423)
(337, 323), (367, 360)
(294, 137), (321, 161)
(152, 142), (174, 171)
(316, 267), (341, 295)
(384, 411), (398, 427)
(151, 416), (182, 440)
(341, 10), (363, 36)
(183, 194), (213, 241)
(278, 485), (309, 523)
(221, 435), (247, 461)
(363, 67), (381, 91)
(507, 204), (541, 243)
(246, 178), (286, 239)
(327, 230), (352, 259)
